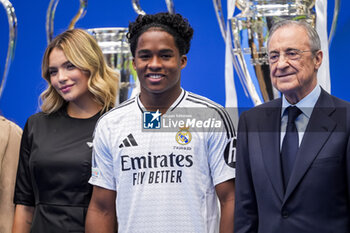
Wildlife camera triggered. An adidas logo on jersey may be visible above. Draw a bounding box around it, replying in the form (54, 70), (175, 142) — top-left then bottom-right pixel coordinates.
(119, 134), (138, 148)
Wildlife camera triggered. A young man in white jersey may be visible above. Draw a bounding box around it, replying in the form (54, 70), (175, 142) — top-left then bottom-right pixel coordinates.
(85, 12), (236, 233)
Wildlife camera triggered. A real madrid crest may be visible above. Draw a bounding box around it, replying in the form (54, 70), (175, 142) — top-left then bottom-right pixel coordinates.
(176, 127), (192, 145)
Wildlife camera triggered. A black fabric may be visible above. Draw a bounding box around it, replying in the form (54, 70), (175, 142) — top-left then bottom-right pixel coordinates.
(281, 106), (302, 189)
(14, 108), (101, 233)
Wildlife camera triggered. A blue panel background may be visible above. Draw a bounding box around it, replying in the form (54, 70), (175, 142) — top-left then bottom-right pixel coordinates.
(0, 0), (349, 128)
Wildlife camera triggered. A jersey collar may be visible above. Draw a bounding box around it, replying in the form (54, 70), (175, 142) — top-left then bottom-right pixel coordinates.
(136, 88), (187, 114)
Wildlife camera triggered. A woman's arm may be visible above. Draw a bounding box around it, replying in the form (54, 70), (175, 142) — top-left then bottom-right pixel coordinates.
(12, 204), (34, 233)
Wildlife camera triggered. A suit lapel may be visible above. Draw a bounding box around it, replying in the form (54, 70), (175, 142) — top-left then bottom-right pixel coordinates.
(259, 99), (285, 201)
(283, 90), (336, 203)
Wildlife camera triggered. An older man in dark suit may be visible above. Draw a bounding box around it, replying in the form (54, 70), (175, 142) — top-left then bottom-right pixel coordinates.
(234, 20), (350, 233)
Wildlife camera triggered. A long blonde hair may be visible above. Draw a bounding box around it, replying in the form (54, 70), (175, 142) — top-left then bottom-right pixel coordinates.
(40, 29), (119, 114)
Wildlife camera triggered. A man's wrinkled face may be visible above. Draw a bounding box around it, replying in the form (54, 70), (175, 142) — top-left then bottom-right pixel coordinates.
(268, 25), (322, 103)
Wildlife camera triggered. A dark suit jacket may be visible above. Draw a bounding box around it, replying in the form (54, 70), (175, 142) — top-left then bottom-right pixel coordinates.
(234, 89), (350, 233)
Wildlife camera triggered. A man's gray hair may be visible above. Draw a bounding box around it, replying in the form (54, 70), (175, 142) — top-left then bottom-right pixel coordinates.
(267, 20), (321, 53)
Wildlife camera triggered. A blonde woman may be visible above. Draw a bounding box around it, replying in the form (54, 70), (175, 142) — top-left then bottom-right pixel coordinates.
(12, 29), (118, 233)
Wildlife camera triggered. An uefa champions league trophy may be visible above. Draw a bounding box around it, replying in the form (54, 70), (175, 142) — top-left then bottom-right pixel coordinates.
(0, 0), (17, 99)
(213, 0), (340, 105)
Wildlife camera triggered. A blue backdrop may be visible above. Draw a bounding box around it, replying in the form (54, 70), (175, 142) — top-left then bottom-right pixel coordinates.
(0, 0), (349, 128)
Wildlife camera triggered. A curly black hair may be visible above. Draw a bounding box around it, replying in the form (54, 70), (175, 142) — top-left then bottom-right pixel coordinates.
(127, 12), (194, 57)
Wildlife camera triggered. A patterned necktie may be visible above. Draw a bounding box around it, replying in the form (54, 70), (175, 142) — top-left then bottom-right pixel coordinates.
(281, 106), (302, 189)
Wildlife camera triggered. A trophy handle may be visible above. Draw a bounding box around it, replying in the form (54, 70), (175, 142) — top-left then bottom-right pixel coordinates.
(212, 0), (262, 104)
(212, 0), (226, 40)
(0, 0), (17, 99)
(46, 0), (88, 44)
(132, 0), (175, 15)
(68, 0), (88, 30)
(230, 17), (264, 106)
(232, 46), (262, 106)
(328, 0), (340, 44)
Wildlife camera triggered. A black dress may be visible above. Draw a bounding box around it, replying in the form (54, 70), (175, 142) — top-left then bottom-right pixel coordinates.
(14, 107), (101, 233)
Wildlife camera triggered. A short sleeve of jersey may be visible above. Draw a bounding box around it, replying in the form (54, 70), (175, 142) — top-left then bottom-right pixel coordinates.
(14, 118), (35, 206)
(207, 107), (236, 186)
(89, 118), (116, 191)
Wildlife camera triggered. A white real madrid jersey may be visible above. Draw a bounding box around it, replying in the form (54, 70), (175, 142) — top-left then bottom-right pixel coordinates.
(89, 89), (236, 233)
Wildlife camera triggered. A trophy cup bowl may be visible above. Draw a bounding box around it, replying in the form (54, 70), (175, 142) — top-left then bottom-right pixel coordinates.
(0, 0), (17, 99)
(87, 28), (137, 105)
